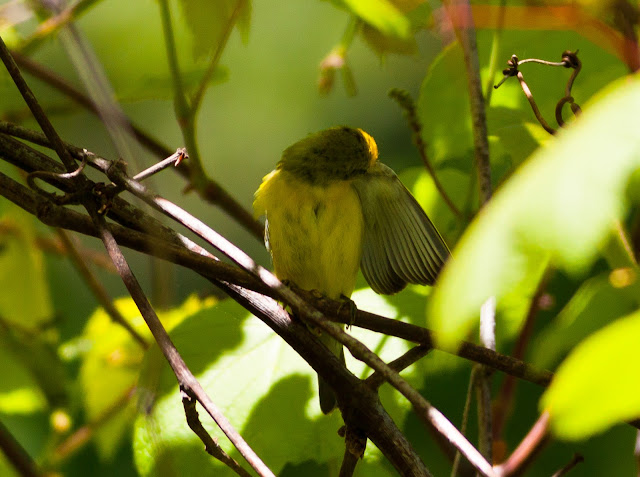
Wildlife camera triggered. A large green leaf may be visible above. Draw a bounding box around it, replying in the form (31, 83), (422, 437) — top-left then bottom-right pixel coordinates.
(178, 0), (252, 59)
(428, 75), (640, 348)
(133, 288), (424, 476)
(541, 310), (640, 439)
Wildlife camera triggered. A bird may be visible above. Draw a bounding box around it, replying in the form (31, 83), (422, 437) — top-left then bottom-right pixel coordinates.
(253, 126), (450, 413)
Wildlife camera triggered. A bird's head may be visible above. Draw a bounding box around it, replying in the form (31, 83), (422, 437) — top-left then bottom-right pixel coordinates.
(278, 127), (379, 185)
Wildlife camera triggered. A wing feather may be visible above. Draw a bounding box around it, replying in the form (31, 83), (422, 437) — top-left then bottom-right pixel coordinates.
(352, 162), (450, 294)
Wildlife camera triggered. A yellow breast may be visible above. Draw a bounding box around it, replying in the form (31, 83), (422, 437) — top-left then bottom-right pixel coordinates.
(254, 169), (364, 299)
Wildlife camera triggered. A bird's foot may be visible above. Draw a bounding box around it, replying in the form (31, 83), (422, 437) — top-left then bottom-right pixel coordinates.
(338, 295), (358, 329)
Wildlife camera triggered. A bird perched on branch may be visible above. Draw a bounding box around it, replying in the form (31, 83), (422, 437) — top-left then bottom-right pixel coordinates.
(254, 126), (450, 413)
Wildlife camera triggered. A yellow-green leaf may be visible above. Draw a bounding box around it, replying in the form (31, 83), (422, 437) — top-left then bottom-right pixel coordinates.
(79, 294), (212, 460)
(0, 203), (52, 329)
(329, 0), (411, 38)
(541, 310), (640, 439)
(428, 75), (640, 349)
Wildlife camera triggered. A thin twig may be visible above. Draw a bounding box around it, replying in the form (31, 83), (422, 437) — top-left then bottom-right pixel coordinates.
(56, 228), (149, 348)
(365, 344), (432, 389)
(181, 387), (252, 477)
(157, 0), (207, 189)
(389, 88), (462, 218)
(493, 412), (550, 477)
(551, 453), (584, 477)
(516, 72), (555, 135)
(0, 35), (77, 173)
(451, 367), (478, 477)
(132, 148), (188, 182)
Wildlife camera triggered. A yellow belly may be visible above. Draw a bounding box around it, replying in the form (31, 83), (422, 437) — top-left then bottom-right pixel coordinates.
(254, 169), (364, 299)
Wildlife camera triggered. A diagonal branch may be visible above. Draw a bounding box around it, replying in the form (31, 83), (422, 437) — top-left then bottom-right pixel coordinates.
(106, 165), (496, 477)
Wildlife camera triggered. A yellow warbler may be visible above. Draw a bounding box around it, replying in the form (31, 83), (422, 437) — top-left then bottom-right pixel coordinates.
(254, 126), (450, 413)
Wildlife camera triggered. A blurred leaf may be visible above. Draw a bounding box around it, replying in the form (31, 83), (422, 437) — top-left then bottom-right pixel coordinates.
(360, 23), (417, 56)
(532, 272), (637, 370)
(178, 0), (251, 59)
(79, 295), (210, 460)
(118, 66), (229, 102)
(0, 325), (67, 409)
(428, 75), (640, 349)
(133, 288), (422, 476)
(327, 0), (411, 38)
(0, 335), (48, 415)
(541, 310), (640, 439)
(0, 202), (52, 329)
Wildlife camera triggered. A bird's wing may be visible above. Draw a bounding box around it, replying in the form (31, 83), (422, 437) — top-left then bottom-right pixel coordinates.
(351, 162), (450, 294)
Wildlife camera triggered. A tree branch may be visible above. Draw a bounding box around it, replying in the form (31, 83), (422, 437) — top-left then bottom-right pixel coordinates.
(0, 419), (42, 477)
(56, 228), (149, 348)
(105, 163), (495, 476)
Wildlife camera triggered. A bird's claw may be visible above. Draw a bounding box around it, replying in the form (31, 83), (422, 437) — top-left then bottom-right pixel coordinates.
(338, 295), (357, 328)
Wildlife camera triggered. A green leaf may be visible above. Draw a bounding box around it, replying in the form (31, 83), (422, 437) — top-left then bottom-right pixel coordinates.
(532, 273), (637, 370)
(428, 75), (640, 349)
(79, 295), (206, 460)
(0, 202), (53, 329)
(177, 0), (252, 59)
(0, 335), (48, 415)
(328, 0), (411, 38)
(133, 288), (422, 476)
(118, 66), (229, 102)
(541, 310), (640, 439)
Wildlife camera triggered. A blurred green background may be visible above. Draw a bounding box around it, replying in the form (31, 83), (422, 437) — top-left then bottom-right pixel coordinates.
(1, 0), (638, 475)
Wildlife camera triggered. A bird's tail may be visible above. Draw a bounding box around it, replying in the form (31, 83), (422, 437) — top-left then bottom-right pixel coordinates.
(317, 332), (344, 414)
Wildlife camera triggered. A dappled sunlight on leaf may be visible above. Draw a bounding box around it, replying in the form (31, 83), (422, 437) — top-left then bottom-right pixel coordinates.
(79, 294), (216, 460)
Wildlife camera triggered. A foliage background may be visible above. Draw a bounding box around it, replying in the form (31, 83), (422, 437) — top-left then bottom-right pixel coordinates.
(0, 0), (638, 475)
